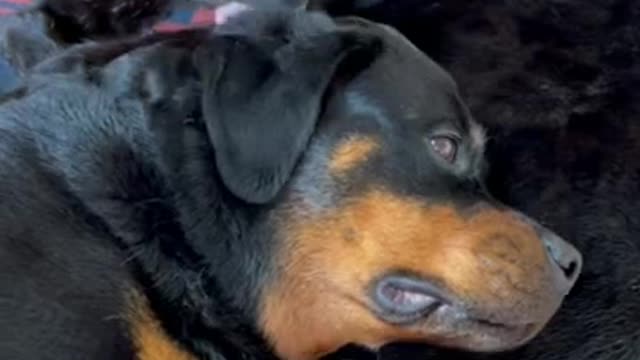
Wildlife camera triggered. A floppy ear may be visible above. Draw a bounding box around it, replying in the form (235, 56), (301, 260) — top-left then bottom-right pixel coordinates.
(194, 27), (378, 204)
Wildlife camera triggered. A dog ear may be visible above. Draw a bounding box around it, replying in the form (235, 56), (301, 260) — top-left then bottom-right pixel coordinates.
(194, 22), (378, 204)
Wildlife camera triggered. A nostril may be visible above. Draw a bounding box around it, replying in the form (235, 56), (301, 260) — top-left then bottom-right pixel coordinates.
(543, 232), (583, 284)
(562, 258), (580, 280)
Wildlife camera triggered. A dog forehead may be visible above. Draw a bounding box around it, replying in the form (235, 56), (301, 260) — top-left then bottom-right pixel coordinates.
(330, 21), (465, 127)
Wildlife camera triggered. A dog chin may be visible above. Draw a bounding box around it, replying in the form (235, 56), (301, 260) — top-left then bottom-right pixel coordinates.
(407, 304), (549, 353)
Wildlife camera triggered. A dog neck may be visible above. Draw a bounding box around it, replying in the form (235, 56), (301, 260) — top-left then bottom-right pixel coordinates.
(58, 111), (278, 359)
(128, 129), (280, 360)
(143, 126), (280, 360)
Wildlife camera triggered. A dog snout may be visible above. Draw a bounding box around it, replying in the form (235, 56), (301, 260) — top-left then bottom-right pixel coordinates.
(540, 227), (582, 294)
(511, 211), (583, 295)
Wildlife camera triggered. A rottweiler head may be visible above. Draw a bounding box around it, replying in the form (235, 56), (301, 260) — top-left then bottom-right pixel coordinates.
(175, 9), (582, 360)
(40, 7), (581, 360)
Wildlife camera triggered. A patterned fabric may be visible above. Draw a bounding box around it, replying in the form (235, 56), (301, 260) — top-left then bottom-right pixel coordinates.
(0, 0), (31, 16)
(0, 0), (218, 31)
(0, 1), (219, 90)
(153, 6), (218, 32)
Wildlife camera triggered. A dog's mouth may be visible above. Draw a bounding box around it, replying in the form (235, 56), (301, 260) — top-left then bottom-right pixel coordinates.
(409, 303), (541, 352)
(367, 275), (556, 352)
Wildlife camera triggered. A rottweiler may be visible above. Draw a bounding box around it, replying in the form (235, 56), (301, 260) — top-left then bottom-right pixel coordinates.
(0, 5), (582, 360)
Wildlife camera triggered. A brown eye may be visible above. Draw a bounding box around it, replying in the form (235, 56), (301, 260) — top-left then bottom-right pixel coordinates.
(430, 136), (458, 163)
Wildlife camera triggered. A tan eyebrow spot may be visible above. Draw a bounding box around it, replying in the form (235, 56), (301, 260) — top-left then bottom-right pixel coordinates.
(328, 136), (380, 175)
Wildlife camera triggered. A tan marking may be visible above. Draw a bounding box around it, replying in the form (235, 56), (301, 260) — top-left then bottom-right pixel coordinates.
(261, 190), (555, 360)
(328, 136), (380, 175)
(127, 291), (197, 360)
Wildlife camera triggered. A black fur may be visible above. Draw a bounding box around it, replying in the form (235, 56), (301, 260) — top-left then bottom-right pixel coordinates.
(196, 13), (373, 204)
(39, 0), (172, 42)
(0, 58), (19, 94)
(0, 7), (384, 360)
(3, 1), (632, 359)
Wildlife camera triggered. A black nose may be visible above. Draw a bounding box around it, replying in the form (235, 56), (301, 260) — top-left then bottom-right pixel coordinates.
(540, 228), (582, 292)
(371, 275), (448, 323)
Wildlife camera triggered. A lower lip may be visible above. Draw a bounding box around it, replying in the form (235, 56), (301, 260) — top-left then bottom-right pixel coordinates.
(393, 304), (540, 352)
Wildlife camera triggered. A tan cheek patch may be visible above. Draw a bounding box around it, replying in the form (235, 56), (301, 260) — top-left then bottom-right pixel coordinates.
(261, 190), (548, 360)
(328, 136), (380, 175)
(127, 291), (197, 360)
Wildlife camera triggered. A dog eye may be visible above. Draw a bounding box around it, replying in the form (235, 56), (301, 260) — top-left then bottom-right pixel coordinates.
(429, 136), (458, 163)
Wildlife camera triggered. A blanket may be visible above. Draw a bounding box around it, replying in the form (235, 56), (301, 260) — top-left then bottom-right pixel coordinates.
(0, 0), (230, 93)
(0, 0), (218, 31)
